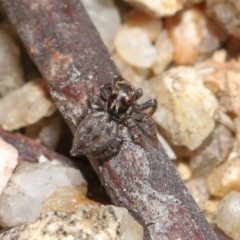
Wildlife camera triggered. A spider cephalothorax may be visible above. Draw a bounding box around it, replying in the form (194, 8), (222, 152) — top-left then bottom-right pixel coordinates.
(70, 75), (158, 157)
(106, 77), (138, 120)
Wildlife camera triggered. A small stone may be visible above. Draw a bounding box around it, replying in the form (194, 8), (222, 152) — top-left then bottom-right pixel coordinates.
(190, 124), (234, 176)
(124, 0), (183, 18)
(25, 114), (61, 149)
(231, 116), (240, 159)
(114, 26), (157, 68)
(150, 66), (218, 150)
(185, 178), (209, 209)
(211, 49), (227, 63)
(207, 158), (240, 197)
(0, 161), (87, 227)
(124, 10), (162, 42)
(165, 7), (220, 64)
(0, 79), (56, 131)
(122, 65), (151, 89)
(152, 30), (174, 75)
(203, 200), (218, 224)
(0, 29), (24, 97)
(112, 52), (129, 74)
(206, 0), (240, 38)
(81, 0), (121, 51)
(7, 204), (143, 240)
(223, 70), (240, 114)
(42, 186), (97, 214)
(215, 110), (235, 133)
(0, 138), (18, 195)
(113, 53), (152, 90)
(177, 162), (192, 181)
(217, 191), (240, 240)
(195, 55), (240, 115)
(0, 224), (28, 240)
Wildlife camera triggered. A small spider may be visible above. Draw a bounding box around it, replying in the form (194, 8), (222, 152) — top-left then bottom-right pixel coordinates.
(70, 75), (157, 157)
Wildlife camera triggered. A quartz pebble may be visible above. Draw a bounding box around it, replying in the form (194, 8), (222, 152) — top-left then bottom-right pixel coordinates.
(112, 52), (129, 74)
(216, 110), (235, 133)
(124, 0), (183, 18)
(0, 29), (24, 97)
(165, 7), (220, 64)
(190, 124), (234, 176)
(0, 79), (56, 131)
(150, 66), (218, 150)
(42, 186), (97, 214)
(185, 178), (209, 209)
(0, 138), (18, 195)
(123, 67), (151, 92)
(25, 114), (61, 149)
(195, 54), (240, 115)
(81, 0), (121, 51)
(206, 0), (240, 38)
(114, 26), (157, 68)
(1, 204), (143, 240)
(152, 30), (174, 75)
(207, 158), (240, 197)
(124, 10), (162, 42)
(0, 224), (28, 240)
(177, 162), (192, 181)
(112, 48), (151, 87)
(203, 200), (218, 224)
(217, 191), (240, 240)
(0, 161), (87, 227)
(231, 116), (240, 159)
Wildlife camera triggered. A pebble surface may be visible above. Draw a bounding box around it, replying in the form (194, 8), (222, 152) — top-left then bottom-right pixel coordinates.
(0, 138), (18, 195)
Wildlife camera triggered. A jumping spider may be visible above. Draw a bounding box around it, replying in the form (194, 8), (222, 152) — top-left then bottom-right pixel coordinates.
(70, 75), (157, 157)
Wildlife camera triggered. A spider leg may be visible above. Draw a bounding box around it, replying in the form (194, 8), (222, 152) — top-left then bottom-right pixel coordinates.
(100, 85), (111, 101)
(136, 88), (143, 100)
(136, 116), (158, 148)
(133, 112), (144, 122)
(105, 124), (123, 157)
(136, 99), (157, 117)
(125, 117), (145, 148)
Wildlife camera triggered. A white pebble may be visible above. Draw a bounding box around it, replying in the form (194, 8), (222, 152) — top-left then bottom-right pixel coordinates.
(207, 0), (240, 38)
(152, 30), (174, 75)
(81, 0), (121, 51)
(0, 161), (87, 227)
(1, 204), (143, 240)
(0, 79), (56, 131)
(0, 29), (24, 97)
(124, 0), (183, 18)
(0, 138), (18, 195)
(115, 26), (157, 68)
(150, 66), (218, 150)
(217, 191), (240, 240)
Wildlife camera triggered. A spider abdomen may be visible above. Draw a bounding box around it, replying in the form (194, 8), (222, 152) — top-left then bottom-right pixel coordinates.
(71, 111), (118, 156)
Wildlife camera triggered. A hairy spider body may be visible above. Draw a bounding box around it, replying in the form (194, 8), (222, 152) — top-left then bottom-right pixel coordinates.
(70, 75), (157, 157)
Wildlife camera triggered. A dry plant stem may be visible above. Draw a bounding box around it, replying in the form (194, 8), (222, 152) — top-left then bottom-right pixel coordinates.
(1, 0), (218, 239)
(0, 128), (72, 165)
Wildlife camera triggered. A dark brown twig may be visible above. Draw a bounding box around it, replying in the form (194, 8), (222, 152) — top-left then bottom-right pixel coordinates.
(0, 128), (72, 165)
(1, 0), (218, 239)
